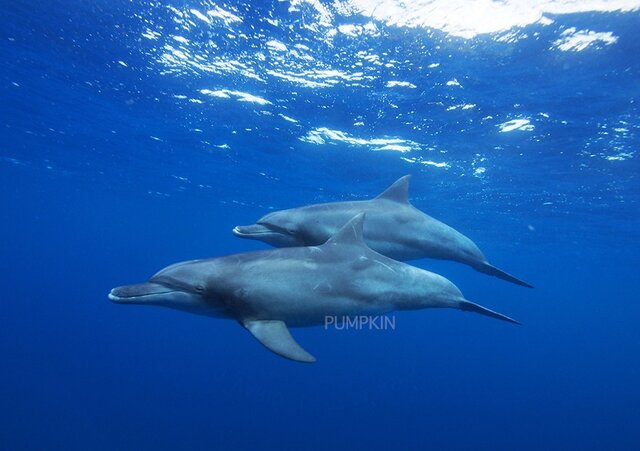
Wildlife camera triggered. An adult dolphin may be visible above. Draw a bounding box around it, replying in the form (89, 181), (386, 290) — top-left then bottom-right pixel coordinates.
(110, 214), (519, 363)
(233, 175), (532, 288)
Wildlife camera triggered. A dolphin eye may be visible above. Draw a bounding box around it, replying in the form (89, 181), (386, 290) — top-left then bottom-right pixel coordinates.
(195, 285), (204, 293)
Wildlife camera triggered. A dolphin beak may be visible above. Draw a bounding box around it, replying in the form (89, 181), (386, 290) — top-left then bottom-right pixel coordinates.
(109, 282), (176, 303)
(232, 224), (273, 238)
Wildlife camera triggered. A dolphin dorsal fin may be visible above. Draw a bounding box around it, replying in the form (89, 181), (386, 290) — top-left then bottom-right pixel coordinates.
(375, 175), (411, 203)
(325, 212), (366, 246)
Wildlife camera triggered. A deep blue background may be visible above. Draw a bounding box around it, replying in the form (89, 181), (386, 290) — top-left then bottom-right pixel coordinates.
(1, 1), (639, 450)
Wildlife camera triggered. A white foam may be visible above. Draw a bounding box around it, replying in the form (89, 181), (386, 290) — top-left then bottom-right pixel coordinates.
(400, 156), (450, 168)
(300, 127), (419, 152)
(345, 0), (639, 39)
(421, 160), (450, 168)
(266, 70), (331, 88)
(266, 68), (370, 88)
(207, 6), (242, 25)
(337, 22), (380, 37)
(172, 36), (189, 44)
(289, 0), (334, 27)
(473, 167), (487, 176)
(446, 103), (476, 111)
(141, 29), (161, 40)
(605, 152), (634, 161)
(376, 144), (412, 152)
(386, 80), (417, 88)
(266, 40), (288, 52)
(279, 114), (299, 123)
(552, 28), (618, 51)
(190, 9), (211, 24)
(200, 89), (271, 105)
(498, 119), (535, 132)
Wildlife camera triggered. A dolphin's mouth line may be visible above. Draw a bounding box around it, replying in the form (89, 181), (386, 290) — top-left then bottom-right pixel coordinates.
(108, 287), (178, 302)
(233, 225), (275, 236)
(233, 226), (251, 236)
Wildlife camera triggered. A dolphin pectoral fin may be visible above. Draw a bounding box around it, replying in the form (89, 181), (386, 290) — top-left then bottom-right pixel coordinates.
(478, 262), (533, 288)
(458, 300), (521, 325)
(242, 320), (316, 363)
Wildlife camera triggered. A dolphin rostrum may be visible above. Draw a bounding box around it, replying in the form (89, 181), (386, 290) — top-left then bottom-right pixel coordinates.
(110, 213), (519, 363)
(233, 175), (532, 288)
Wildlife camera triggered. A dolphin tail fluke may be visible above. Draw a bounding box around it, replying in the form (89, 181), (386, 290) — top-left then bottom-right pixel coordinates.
(242, 319), (316, 363)
(478, 262), (533, 288)
(458, 300), (521, 325)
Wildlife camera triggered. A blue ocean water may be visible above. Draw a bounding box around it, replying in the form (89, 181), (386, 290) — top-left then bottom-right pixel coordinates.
(1, 0), (639, 449)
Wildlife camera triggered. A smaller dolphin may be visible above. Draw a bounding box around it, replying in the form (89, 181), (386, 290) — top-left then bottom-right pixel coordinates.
(233, 175), (532, 288)
(110, 214), (519, 363)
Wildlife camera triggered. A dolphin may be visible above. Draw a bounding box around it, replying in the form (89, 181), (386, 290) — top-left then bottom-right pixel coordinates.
(110, 213), (519, 363)
(233, 175), (532, 288)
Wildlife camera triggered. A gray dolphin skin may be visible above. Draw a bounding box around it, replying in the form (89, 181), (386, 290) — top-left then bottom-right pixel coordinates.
(110, 214), (519, 363)
(233, 175), (532, 288)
